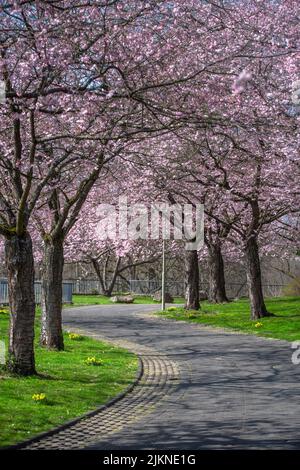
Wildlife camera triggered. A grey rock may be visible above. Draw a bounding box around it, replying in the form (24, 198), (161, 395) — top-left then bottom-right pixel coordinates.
(110, 295), (134, 304)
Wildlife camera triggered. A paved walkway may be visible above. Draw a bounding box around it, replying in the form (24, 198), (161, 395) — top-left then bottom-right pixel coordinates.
(60, 304), (300, 450)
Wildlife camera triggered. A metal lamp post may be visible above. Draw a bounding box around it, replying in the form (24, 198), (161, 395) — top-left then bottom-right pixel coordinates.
(161, 239), (166, 311)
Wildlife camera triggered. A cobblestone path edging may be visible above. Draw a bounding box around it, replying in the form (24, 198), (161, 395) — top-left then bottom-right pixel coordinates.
(15, 327), (180, 450)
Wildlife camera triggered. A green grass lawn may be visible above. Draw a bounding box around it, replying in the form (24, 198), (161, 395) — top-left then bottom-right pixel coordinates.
(0, 309), (138, 447)
(72, 294), (185, 306)
(156, 296), (300, 342)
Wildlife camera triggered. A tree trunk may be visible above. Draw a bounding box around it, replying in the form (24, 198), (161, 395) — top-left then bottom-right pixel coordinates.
(184, 249), (200, 310)
(5, 232), (36, 375)
(40, 236), (64, 350)
(207, 243), (228, 303)
(91, 256), (121, 297)
(245, 236), (272, 319)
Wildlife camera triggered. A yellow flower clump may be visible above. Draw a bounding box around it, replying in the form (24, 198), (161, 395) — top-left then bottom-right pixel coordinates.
(68, 333), (82, 340)
(84, 356), (103, 366)
(32, 393), (46, 402)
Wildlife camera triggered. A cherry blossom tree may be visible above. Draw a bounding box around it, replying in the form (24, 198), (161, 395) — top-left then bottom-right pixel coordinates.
(0, 1), (106, 372)
(0, 0), (199, 371)
(29, 0), (242, 350)
(1, 0), (299, 375)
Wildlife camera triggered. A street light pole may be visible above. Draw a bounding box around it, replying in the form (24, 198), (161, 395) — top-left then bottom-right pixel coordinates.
(161, 239), (166, 311)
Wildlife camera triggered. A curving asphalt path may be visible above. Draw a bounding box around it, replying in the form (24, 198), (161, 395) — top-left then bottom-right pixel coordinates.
(63, 304), (300, 450)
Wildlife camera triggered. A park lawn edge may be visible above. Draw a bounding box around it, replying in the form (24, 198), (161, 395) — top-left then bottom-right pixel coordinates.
(0, 312), (139, 448)
(155, 310), (284, 342)
(70, 294), (185, 306)
(154, 296), (300, 343)
(7, 353), (142, 451)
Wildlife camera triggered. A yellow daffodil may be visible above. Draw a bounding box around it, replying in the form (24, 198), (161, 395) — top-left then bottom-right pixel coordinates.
(68, 333), (82, 340)
(84, 356), (103, 366)
(32, 393), (46, 402)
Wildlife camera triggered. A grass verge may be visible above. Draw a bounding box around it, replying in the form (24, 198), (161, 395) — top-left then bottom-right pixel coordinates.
(72, 294), (185, 306)
(0, 309), (138, 447)
(156, 296), (300, 342)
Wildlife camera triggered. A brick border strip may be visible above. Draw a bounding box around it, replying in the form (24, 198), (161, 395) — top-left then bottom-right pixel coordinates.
(4, 330), (180, 450)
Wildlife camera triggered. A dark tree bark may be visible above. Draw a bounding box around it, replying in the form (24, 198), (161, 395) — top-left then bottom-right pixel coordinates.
(184, 249), (200, 310)
(245, 236), (272, 319)
(90, 256), (120, 297)
(90, 253), (159, 297)
(5, 232), (36, 375)
(207, 243), (228, 303)
(40, 236), (64, 350)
